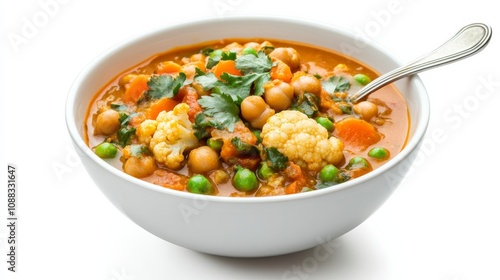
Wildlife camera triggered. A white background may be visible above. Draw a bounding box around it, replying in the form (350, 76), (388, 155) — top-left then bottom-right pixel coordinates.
(1, 0), (499, 279)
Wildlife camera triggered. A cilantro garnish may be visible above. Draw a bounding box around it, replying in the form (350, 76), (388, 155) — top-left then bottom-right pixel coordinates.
(129, 144), (150, 157)
(115, 110), (138, 147)
(231, 137), (259, 156)
(110, 103), (128, 112)
(145, 73), (186, 100)
(117, 126), (136, 147)
(290, 93), (319, 118)
(194, 71), (219, 90)
(235, 52), (273, 74)
(322, 76), (351, 93)
(195, 50), (273, 102)
(197, 93), (240, 132)
(206, 50), (237, 69)
(263, 147), (288, 171)
(195, 71), (270, 104)
(192, 112), (213, 140)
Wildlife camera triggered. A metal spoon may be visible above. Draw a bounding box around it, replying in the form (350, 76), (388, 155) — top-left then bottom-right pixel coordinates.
(350, 23), (492, 103)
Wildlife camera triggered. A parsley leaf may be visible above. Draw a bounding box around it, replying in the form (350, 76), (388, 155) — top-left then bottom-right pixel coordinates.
(197, 93), (240, 132)
(322, 76), (351, 93)
(235, 52), (273, 74)
(145, 73), (186, 100)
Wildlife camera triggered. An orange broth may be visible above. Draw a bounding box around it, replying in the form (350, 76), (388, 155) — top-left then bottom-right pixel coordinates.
(85, 38), (409, 197)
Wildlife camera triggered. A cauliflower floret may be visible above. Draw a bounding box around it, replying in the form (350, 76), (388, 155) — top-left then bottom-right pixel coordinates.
(136, 119), (157, 145)
(261, 110), (344, 171)
(136, 103), (199, 170)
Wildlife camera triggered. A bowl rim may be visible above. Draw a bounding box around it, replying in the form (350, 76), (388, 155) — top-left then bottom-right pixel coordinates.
(65, 15), (430, 204)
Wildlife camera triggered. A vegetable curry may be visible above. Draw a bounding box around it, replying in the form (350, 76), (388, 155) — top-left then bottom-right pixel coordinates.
(85, 39), (409, 197)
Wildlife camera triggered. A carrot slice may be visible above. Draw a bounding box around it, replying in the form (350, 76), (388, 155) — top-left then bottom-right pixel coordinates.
(335, 117), (381, 151)
(180, 88), (202, 122)
(123, 75), (149, 103)
(145, 98), (178, 120)
(284, 181), (301, 195)
(212, 60), (242, 79)
(156, 61), (181, 75)
(270, 60), (292, 82)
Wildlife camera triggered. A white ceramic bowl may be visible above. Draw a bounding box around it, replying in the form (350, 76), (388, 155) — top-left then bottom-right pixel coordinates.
(66, 16), (430, 257)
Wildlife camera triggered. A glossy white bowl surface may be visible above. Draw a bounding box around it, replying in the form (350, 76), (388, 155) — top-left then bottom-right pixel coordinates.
(66, 16), (430, 257)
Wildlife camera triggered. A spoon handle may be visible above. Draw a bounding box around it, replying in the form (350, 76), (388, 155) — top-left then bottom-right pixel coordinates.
(350, 23), (493, 103)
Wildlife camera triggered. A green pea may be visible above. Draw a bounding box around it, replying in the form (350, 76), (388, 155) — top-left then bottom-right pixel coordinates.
(187, 175), (214, 195)
(241, 47), (258, 56)
(233, 167), (259, 192)
(319, 164), (339, 182)
(95, 142), (118, 159)
(346, 156), (371, 170)
(206, 138), (223, 151)
(368, 147), (390, 160)
(257, 162), (274, 180)
(353, 74), (371, 86)
(316, 117), (334, 132)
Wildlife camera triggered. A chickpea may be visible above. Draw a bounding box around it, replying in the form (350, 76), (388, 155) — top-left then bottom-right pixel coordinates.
(263, 80), (294, 111)
(291, 72), (322, 96)
(181, 61), (205, 81)
(123, 156), (156, 178)
(333, 64), (350, 75)
(269, 47), (300, 70)
(243, 42), (260, 51)
(224, 42), (243, 52)
(211, 170), (230, 184)
(119, 74), (137, 86)
(259, 41), (275, 54)
(190, 53), (206, 63)
(353, 101), (378, 121)
(94, 109), (120, 136)
(191, 81), (210, 96)
(240, 96), (275, 129)
(188, 146), (221, 174)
